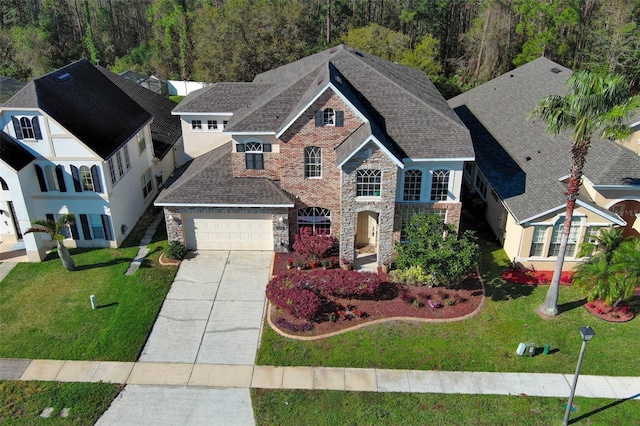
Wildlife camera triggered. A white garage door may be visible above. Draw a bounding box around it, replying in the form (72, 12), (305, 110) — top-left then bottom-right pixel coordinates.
(184, 213), (273, 251)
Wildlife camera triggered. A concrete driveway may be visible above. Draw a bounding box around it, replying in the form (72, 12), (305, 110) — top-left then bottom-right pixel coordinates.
(139, 250), (272, 365)
(97, 250), (272, 426)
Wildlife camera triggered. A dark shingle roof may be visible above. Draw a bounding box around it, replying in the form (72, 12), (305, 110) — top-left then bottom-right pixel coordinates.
(174, 82), (274, 114)
(448, 57), (640, 223)
(1, 130), (36, 171)
(155, 142), (293, 206)
(98, 66), (181, 159)
(4, 59), (151, 160)
(0, 76), (26, 104)
(181, 44), (472, 160)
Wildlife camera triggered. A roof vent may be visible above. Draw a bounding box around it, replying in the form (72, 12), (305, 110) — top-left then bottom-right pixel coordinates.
(58, 72), (72, 81)
(550, 67), (562, 74)
(525, 156), (532, 161)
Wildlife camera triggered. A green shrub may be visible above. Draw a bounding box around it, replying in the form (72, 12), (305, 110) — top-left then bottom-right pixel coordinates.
(165, 240), (187, 260)
(390, 265), (432, 286)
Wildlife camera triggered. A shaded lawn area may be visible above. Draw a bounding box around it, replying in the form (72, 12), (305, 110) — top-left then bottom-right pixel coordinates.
(0, 381), (121, 425)
(252, 389), (640, 426)
(256, 244), (640, 376)
(0, 226), (177, 361)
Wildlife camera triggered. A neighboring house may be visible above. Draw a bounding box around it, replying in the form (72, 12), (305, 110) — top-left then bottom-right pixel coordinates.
(0, 59), (178, 261)
(448, 57), (640, 271)
(0, 76), (26, 104)
(156, 44), (473, 267)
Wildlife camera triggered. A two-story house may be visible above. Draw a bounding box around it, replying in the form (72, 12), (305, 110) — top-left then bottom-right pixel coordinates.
(0, 59), (181, 261)
(448, 57), (640, 271)
(156, 45), (473, 267)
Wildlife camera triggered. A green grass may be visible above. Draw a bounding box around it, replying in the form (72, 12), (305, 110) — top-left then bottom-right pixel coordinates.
(169, 95), (184, 103)
(251, 390), (640, 426)
(0, 225), (177, 361)
(256, 244), (640, 376)
(0, 380), (121, 425)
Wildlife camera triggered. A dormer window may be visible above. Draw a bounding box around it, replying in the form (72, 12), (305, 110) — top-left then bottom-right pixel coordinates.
(237, 141), (272, 170)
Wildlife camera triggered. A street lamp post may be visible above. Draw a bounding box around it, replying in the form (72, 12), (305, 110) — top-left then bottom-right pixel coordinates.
(563, 326), (596, 425)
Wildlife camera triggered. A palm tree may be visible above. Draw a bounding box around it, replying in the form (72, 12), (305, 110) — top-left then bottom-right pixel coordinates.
(577, 227), (625, 262)
(25, 214), (76, 271)
(530, 71), (640, 316)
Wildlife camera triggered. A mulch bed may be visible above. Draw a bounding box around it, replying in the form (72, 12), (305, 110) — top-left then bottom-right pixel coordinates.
(583, 299), (635, 323)
(268, 271), (484, 338)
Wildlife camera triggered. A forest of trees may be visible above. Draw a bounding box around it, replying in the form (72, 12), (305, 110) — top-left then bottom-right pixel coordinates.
(1, 0), (639, 98)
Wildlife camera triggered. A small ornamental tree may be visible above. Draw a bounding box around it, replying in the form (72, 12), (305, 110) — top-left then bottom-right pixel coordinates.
(395, 213), (479, 286)
(292, 227), (336, 262)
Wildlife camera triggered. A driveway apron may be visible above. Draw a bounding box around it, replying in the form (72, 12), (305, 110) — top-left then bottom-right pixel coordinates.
(139, 250), (272, 365)
(98, 250), (272, 426)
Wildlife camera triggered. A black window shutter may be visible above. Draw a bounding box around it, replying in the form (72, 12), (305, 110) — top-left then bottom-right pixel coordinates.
(315, 111), (323, 127)
(35, 165), (47, 192)
(236, 143), (245, 152)
(55, 165), (67, 192)
(46, 213), (54, 222)
(70, 222), (79, 239)
(256, 154), (264, 169)
(90, 165), (102, 193)
(70, 165), (82, 192)
(245, 153), (253, 169)
(79, 214), (92, 240)
(263, 143), (272, 152)
(335, 111), (344, 127)
(12, 117), (23, 139)
(32, 117), (42, 139)
(101, 215), (114, 240)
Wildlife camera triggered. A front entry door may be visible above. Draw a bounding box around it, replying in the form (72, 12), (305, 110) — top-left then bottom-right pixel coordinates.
(356, 211), (378, 248)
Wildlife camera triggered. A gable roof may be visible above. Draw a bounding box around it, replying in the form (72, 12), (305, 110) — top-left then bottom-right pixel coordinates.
(1, 130), (36, 171)
(155, 141), (293, 207)
(177, 44), (472, 160)
(448, 57), (640, 223)
(97, 66), (181, 160)
(3, 59), (152, 160)
(173, 82), (274, 114)
(0, 76), (26, 104)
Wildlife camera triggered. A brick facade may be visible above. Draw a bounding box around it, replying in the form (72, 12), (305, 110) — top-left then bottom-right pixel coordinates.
(279, 90), (363, 243)
(231, 151), (281, 180)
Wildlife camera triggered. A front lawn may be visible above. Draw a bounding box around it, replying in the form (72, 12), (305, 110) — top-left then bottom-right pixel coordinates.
(251, 389), (640, 426)
(0, 381), (121, 425)
(256, 244), (640, 376)
(0, 226), (177, 361)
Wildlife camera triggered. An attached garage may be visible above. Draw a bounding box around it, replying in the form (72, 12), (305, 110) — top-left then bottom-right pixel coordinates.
(183, 213), (274, 251)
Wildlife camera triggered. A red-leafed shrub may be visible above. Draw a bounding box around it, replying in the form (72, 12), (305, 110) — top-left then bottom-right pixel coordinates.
(292, 227), (337, 261)
(305, 269), (383, 299)
(266, 276), (322, 320)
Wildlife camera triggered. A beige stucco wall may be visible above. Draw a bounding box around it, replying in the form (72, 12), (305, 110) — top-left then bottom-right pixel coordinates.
(180, 115), (233, 160)
(616, 127), (640, 155)
(503, 205), (618, 271)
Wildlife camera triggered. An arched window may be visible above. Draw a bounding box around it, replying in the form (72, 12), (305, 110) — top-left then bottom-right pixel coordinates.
(80, 166), (94, 191)
(298, 207), (331, 234)
(403, 169), (422, 201)
(430, 169), (450, 201)
(304, 146), (322, 178)
(245, 141), (264, 170)
(323, 108), (335, 125)
(356, 169), (381, 197)
(20, 117), (35, 139)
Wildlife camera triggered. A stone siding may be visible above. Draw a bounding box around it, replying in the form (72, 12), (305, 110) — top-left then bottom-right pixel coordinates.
(340, 143), (398, 266)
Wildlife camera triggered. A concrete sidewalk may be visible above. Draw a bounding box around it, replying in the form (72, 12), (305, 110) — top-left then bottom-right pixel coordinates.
(2, 358), (639, 400)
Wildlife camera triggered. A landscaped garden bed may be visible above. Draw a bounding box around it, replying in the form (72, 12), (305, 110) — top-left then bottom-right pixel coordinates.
(266, 268), (484, 338)
(583, 299), (635, 322)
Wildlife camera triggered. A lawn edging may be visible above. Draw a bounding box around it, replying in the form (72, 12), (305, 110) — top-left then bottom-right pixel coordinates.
(266, 266), (486, 341)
